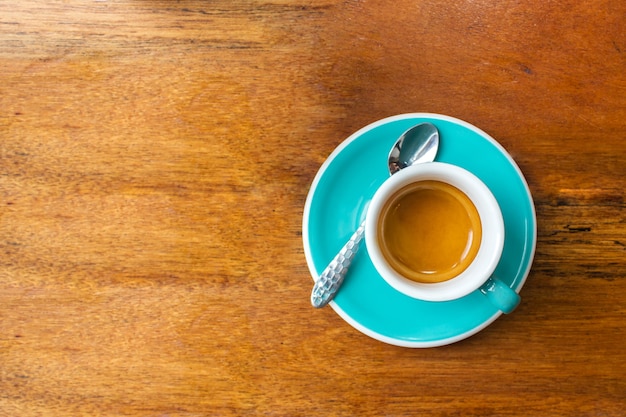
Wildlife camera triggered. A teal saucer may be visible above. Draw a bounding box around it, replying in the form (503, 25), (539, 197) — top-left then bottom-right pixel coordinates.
(303, 113), (537, 347)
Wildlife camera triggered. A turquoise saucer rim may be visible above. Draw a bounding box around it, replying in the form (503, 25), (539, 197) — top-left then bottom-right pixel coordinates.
(303, 113), (537, 347)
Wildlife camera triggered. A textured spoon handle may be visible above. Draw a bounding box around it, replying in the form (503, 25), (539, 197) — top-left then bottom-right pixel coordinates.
(311, 221), (365, 308)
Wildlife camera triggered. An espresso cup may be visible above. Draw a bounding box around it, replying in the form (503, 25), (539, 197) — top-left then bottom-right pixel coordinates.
(365, 162), (520, 313)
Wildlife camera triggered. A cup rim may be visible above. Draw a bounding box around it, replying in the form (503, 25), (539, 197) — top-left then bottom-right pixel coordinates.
(365, 162), (505, 302)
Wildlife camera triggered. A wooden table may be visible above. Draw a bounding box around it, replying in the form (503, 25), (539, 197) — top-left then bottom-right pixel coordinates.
(1, 1), (624, 415)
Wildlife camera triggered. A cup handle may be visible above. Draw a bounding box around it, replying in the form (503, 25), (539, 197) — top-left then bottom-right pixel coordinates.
(479, 277), (520, 314)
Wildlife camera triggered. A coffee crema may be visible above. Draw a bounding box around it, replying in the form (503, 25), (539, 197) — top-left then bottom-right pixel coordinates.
(378, 180), (482, 283)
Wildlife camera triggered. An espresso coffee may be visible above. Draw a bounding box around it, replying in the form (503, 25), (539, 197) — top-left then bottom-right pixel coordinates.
(378, 180), (482, 283)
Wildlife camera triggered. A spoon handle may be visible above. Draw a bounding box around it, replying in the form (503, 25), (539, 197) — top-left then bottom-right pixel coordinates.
(311, 221), (365, 308)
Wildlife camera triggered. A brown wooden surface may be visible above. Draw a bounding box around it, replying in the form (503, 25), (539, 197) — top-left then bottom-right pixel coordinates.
(1, 1), (625, 416)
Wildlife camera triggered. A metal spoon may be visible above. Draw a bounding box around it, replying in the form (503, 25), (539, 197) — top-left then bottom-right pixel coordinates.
(311, 123), (440, 308)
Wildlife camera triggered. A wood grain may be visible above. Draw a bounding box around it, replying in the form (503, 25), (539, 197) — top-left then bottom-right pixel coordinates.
(1, 1), (625, 415)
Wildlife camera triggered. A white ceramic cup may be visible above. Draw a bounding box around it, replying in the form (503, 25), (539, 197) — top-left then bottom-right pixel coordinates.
(365, 162), (520, 313)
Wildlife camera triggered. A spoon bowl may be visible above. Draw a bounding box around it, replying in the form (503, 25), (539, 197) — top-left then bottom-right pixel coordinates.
(388, 123), (439, 175)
